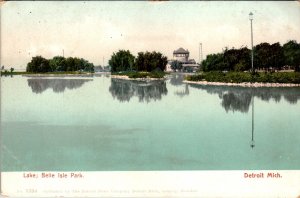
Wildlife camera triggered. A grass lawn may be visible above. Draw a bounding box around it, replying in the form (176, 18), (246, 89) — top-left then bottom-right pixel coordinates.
(111, 71), (166, 79)
(1, 71), (94, 76)
(185, 71), (300, 84)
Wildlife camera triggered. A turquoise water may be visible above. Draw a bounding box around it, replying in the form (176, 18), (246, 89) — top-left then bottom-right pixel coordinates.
(1, 74), (300, 171)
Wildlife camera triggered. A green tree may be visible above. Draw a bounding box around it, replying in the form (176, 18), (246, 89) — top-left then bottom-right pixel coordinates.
(202, 53), (226, 71)
(254, 42), (285, 71)
(270, 42), (284, 70)
(135, 52), (146, 71)
(224, 47), (251, 71)
(283, 40), (300, 71)
(170, 60), (183, 72)
(135, 51), (167, 72)
(49, 56), (66, 71)
(254, 43), (271, 70)
(65, 57), (75, 71)
(81, 58), (94, 72)
(10, 67), (14, 73)
(109, 50), (135, 72)
(27, 56), (94, 73)
(26, 56), (50, 73)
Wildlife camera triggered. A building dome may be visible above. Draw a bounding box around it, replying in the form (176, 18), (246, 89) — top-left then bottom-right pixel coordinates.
(173, 47), (189, 54)
(173, 47), (189, 62)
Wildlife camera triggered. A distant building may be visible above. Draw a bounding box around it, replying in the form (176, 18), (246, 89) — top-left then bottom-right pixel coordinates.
(166, 47), (200, 72)
(94, 66), (103, 72)
(173, 47), (190, 63)
(94, 65), (111, 72)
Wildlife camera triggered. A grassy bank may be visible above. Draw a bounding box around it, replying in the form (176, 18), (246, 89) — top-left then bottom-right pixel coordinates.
(1, 71), (32, 76)
(186, 72), (300, 84)
(1, 71), (93, 76)
(111, 71), (166, 79)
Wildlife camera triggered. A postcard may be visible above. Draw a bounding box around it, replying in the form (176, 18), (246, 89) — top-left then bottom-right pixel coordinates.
(1, 1), (300, 197)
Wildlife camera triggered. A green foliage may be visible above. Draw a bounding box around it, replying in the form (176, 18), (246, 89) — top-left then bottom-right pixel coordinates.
(186, 72), (300, 84)
(148, 71), (165, 78)
(127, 72), (149, 79)
(201, 48), (251, 72)
(202, 53), (226, 71)
(224, 47), (251, 71)
(10, 68), (14, 73)
(109, 50), (135, 72)
(255, 72), (300, 84)
(26, 56), (50, 73)
(112, 71), (166, 79)
(202, 41), (299, 72)
(283, 40), (300, 69)
(1, 71), (32, 76)
(185, 74), (205, 81)
(1, 70), (9, 75)
(170, 60), (183, 71)
(135, 51), (168, 72)
(254, 42), (284, 70)
(234, 61), (248, 71)
(49, 56), (66, 71)
(109, 50), (168, 73)
(26, 56), (94, 73)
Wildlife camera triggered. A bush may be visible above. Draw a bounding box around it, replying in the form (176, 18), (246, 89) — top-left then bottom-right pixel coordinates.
(27, 56), (94, 73)
(128, 72), (148, 78)
(185, 74), (205, 81)
(112, 71), (166, 79)
(148, 71), (165, 78)
(185, 72), (300, 84)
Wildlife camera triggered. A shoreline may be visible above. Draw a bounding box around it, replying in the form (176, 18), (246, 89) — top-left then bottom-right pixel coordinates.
(111, 75), (166, 81)
(21, 73), (95, 77)
(183, 80), (300, 87)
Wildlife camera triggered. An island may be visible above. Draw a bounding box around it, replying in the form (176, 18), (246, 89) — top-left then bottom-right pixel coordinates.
(109, 50), (167, 80)
(184, 40), (300, 87)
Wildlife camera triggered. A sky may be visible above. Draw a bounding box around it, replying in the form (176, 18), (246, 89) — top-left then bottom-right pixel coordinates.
(1, 1), (300, 70)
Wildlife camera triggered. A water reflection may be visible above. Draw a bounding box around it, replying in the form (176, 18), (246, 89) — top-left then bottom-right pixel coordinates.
(174, 84), (189, 98)
(189, 84), (300, 113)
(109, 78), (168, 102)
(27, 78), (93, 94)
(251, 96), (255, 149)
(94, 73), (110, 78)
(168, 74), (190, 98)
(170, 74), (186, 86)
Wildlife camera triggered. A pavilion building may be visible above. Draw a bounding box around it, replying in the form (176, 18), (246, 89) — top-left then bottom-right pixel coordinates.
(173, 47), (190, 63)
(166, 47), (200, 72)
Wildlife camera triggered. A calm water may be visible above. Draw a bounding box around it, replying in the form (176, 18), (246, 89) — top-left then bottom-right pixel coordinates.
(1, 74), (300, 171)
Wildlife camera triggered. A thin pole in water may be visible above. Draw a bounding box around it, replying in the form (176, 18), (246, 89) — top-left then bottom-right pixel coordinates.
(249, 12), (254, 73)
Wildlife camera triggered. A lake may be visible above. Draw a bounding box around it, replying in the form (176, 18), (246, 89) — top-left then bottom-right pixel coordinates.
(1, 74), (300, 171)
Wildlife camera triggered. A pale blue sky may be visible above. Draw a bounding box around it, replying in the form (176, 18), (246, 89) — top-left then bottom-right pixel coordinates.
(1, 1), (300, 70)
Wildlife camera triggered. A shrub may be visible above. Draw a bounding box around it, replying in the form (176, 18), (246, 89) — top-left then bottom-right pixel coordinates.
(112, 71), (166, 79)
(185, 72), (300, 84)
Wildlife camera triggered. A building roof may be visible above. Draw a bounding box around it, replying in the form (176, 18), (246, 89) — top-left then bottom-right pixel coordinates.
(182, 63), (200, 67)
(173, 47), (189, 54)
(188, 59), (196, 63)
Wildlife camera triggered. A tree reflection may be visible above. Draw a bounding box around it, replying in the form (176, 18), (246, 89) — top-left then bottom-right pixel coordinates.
(189, 84), (300, 113)
(221, 91), (252, 113)
(174, 84), (190, 98)
(169, 73), (190, 98)
(27, 78), (93, 94)
(170, 74), (185, 86)
(109, 78), (168, 102)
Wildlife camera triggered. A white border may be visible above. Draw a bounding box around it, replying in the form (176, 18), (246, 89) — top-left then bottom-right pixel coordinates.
(1, 171), (300, 197)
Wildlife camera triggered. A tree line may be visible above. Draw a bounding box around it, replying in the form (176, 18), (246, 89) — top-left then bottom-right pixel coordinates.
(202, 40), (300, 72)
(109, 50), (168, 72)
(26, 56), (94, 73)
(1, 66), (14, 75)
